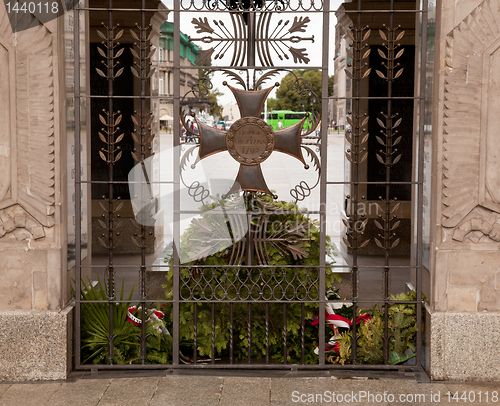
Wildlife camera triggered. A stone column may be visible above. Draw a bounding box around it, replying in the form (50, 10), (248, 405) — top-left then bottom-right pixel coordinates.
(0, 4), (73, 380)
(428, 0), (500, 381)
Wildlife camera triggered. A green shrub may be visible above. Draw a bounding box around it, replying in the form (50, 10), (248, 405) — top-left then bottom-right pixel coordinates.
(79, 276), (172, 364)
(327, 290), (423, 365)
(163, 196), (340, 363)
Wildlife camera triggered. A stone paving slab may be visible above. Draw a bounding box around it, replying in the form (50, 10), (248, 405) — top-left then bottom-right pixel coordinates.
(0, 375), (499, 406)
(328, 379), (391, 406)
(0, 382), (61, 406)
(219, 377), (271, 406)
(45, 379), (111, 406)
(97, 377), (160, 406)
(271, 377), (337, 405)
(151, 375), (223, 406)
(0, 385), (9, 399)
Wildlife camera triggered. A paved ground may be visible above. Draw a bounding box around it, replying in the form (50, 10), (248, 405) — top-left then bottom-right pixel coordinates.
(0, 370), (499, 406)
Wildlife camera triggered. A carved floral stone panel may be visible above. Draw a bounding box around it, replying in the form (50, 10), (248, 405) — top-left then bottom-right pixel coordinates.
(0, 5), (56, 238)
(442, 0), (500, 243)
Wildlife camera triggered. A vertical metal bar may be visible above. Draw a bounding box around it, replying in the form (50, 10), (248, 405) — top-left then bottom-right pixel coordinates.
(247, 303), (251, 363)
(318, 0), (330, 367)
(382, 0), (396, 366)
(74, 0), (82, 368)
(416, 0), (429, 369)
(211, 303), (216, 364)
(265, 303), (269, 364)
(350, 0), (363, 365)
(193, 302), (198, 363)
(283, 303), (287, 364)
(246, 193), (253, 266)
(301, 303), (305, 365)
(230, 302), (234, 364)
(140, 0), (147, 366)
(247, 12), (256, 66)
(106, 0), (115, 365)
(172, 0), (181, 367)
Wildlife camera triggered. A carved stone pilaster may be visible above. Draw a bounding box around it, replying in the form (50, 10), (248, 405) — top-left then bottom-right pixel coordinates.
(0, 3), (62, 313)
(0, 5), (57, 234)
(441, 0), (500, 244)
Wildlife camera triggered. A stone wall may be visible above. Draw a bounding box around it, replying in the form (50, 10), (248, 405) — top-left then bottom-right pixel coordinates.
(428, 0), (500, 380)
(0, 3), (72, 380)
(0, 306), (73, 381)
(435, 0), (500, 312)
(0, 4), (67, 312)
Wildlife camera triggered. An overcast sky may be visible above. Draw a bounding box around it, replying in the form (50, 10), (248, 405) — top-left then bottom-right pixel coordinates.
(161, 0), (344, 105)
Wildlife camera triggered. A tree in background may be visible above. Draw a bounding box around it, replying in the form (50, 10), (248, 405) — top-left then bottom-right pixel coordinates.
(197, 63), (223, 118)
(266, 70), (334, 114)
(204, 87), (223, 118)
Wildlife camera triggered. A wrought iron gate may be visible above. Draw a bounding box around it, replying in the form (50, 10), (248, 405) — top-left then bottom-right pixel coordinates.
(71, 0), (430, 371)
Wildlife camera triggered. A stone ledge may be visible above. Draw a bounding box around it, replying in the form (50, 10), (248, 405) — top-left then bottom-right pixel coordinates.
(0, 305), (73, 381)
(425, 307), (500, 381)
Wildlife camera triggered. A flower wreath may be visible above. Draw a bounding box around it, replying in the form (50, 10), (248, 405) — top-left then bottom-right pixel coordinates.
(312, 301), (371, 355)
(127, 306), (165, 326)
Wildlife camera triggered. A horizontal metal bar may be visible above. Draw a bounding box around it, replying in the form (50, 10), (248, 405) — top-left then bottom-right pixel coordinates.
(76, 94), (176, 100)
(78, 264), (421, 270)
(340, 9), (425, 14)
(75, 363), (420, 371)
(76, 6), (425, 13)
(329, 96), (424, 101)
(80, 298), (421, 305)
(78, 299), (174, 304)
(154, 65), (324, 70)
(76, 7), (169, 11)
(75, 180), (424, 186)
(77, 180), (174, 185)
(325, 181), (423, 185)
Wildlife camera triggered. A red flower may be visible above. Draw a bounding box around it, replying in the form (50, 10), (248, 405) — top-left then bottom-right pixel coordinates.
(311, 312), (371, 330)
(326, 314), (352, 329)
(312, 312), (352, 328)
(355, 313), (371, 324)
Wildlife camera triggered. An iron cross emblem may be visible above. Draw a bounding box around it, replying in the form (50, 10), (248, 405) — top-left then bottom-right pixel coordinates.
(193, 83), (310, 197)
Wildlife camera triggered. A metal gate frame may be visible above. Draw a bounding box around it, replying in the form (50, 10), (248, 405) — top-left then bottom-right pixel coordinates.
(72, 0), (429, 371)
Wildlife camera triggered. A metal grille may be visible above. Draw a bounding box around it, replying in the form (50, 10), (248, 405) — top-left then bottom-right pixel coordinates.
(71, 0), (429, 371)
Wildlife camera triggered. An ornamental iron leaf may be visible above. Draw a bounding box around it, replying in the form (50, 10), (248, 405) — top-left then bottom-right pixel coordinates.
(192, 17), (215, 34)
(289, 47), (310, 64)
(289, 16), (310, 33)
(377, 25), (405, 82)
(190, 12), (314, 66)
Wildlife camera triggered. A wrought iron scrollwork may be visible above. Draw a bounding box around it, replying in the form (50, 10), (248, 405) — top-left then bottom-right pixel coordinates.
(181, 0), (322, 12)
(190, 12), (314, 66)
